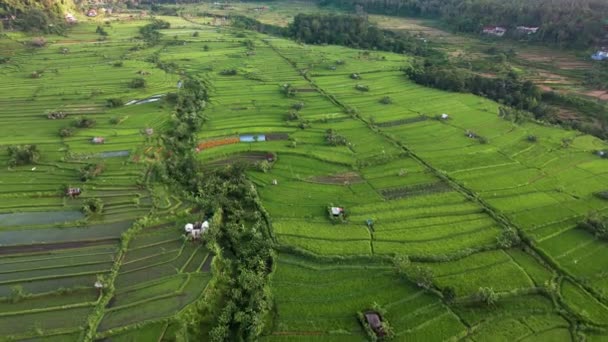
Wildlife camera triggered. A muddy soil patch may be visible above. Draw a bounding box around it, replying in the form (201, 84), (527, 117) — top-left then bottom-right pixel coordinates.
(309, 172), (363, 185)
(380, 182), (451, 200)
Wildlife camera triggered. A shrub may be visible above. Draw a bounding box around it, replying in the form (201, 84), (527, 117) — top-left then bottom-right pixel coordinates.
(442, 287), (456, 303)
(496, 228), (520, 248)
(113, 61), (124, 67)
(350, 73), (361, 80)
(74, 117), (96, 128)
(109, 117), (120, 125)
(80, 163), (104, 181)
(59, 127), (74, 137)
(579, 212), (608, 240)
(527, 135), (537, 142)
(106, 98), (124, 108)
(256, 160), (271, 173)
(82, 198), (104, 215)
(7, 145), (39, 167)
(129, 77), (146, 88)
(292, 102), (305, 111)
(355, 84), (369, 92)
(280, 83), (297, 97)
(286, 110), (301, 121)
(193, 31), (200, 37)
(379, 96), (392, 104)
(325, 129), (348, 146)
(475, 287), (498, 306)
(219, 69), (237, 76)
(10, 285), (26, 304)
(595, 191), (608, 200)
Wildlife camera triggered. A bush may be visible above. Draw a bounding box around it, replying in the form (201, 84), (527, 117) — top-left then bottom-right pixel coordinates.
(256, 160), (271, 173)
(286, 110), (301, 121)
(109, 117), (120, 125)
(106, 98), (124, 108)
(475, 287), (498, 306)
(325, 129), (348, 146)
(129, 77), (146, 88)
(579, 213), (608, 240)
(80, 163), (104, 181)
(59, 127), (74, 137)
(526, 135), (537, 142)
(193, 31), (200, 37)
(350, 73), (361, 80)
(112, 61), (124, 67)
(355, 84), (369, 92)
(82, 198), (104, 215)
(74, 117), (96, 128)
(379, 96), (392, 104)
(496, 228), (520, 248)
(7, 145), (39, 167)
(280, 83), (297, 97)
(292, 102), (305, 110)
(219, 69), (237, 76)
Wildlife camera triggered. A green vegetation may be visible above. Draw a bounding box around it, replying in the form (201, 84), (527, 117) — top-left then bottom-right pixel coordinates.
(0, 3), (607, 341)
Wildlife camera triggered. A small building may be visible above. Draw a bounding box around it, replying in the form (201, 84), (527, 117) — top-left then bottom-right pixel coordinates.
(145, 128), (154, 136)
(330, 207), (344, 216)
(516, 26), (540, 35)
(440, 113), (449, 120)
(65, 13), (77, 24)
(592, 51), (608, 61)
(272, 179), (278, 185)
(266, 153), (275, 162)
(66, 187), (81, 197)
(364, 311), (385, 337)
(87, 9), (98, 17)
(92, 137), (105, 144)
(483, 26), (507, 37)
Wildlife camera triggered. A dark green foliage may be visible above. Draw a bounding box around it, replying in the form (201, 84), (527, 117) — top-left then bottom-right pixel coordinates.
(579, 213), (608, 240)
(106, 98), (124, 108)
(595, 191), (608, 200)
(129, 77), (146, 89)
(292, 102), (305, 110)
(95, 25), (108, 36)
(73, 117), (96, 128)
(109, 117), (120, 125)
(139, 19), (170, 45)
(527, 135), (538, 142)
(318, 0), (608, 47)
(286, 110), (301, 121)
(442, 286), (456, 303)
(379, 96), (392, 104)
(498, 106), (532, 124)
(475, 287), (498, 306)
(280, 83), (297, 97)
(58, 127), (74, 137)
(355, 84), (370, 92)
(15, 8), (65, 34)
(7, 144), (39, 167)
(496, 228), (521, 248)
(325, 129), (348, 146)
(192, 31), (200, 37)
(219, 69), (237, 76)
(289, 13), (434, 56)
(405, 62), (545, 117)
(79, 163), (104, 181)
(82, 198), (104, 215)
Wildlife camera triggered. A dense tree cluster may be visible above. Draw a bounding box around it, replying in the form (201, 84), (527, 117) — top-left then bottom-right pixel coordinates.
(404, 61), (549, 119)
(579, 213), (608, 240)
(7, 144), (39, 167)
(288, 13), (433, 56)
(139, 19), (170, 45)
(318, 0), (608, 47)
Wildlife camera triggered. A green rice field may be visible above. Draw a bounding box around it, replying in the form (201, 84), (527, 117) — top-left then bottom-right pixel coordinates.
(0, 6), (607, 341)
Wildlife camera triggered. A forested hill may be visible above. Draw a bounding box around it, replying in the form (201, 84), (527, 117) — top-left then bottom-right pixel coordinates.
(0, 0), (75, 33)
(318, 0), (608, 47)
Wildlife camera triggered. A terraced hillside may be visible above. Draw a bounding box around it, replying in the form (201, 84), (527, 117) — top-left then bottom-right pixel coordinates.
(0, 9), (607, 342)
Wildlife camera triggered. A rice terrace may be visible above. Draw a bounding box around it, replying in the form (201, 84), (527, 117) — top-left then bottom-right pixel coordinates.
(0, 0), (608, 341)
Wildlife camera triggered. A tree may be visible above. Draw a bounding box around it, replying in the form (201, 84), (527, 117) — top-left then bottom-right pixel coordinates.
(475, 287), (498, 306)
(10, 285), (26, 303)
(7, 145), (39, 166)
(442, 286), (456, 303)
(496, 228), (521, 248)
(129, 77), (146, 89)
(82, 198), (104, 215)
(59, 127), (74, 137)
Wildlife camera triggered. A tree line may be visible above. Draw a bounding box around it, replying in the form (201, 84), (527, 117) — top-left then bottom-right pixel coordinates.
(317, 0), (608, 47)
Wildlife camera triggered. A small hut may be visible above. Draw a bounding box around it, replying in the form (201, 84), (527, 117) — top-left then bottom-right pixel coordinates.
(66, 187), (81, 198)
(364, 311), (385, 337)
(145, 128), (154, 136)
(440, 113), (449, 120)
(272, 179), (278, 186)
(87, 9), (98, 17)
(331, 207), (344, 217)
(92, 137), (105, 144)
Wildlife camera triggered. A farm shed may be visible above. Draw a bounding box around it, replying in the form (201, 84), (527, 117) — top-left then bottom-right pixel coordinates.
(441, 113), (449, 120)
(66, 187), (81, 197)
(92, 137), (105, 144)
(364, 311), (385, 337)
(87, 9), (97, 17)
(516, 26), (539, 34)
(331, 207), (344, 216)
(592, 51), (608, 61)
(483, 26), (507, 37)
